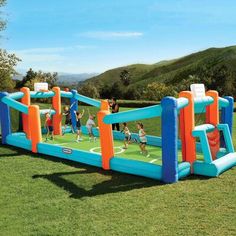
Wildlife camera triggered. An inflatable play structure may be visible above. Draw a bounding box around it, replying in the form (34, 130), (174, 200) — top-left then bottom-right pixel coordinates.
(0, 84), (235, 184)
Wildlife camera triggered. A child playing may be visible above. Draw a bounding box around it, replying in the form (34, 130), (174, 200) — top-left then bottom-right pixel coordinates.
(86, 109), (97, 142)
(62, 106), (73, 135)
(137, 122), (149, 157)
(45, 110), (54, 141)
(121, 122), (132, 149)
(74, 109), (85, 142)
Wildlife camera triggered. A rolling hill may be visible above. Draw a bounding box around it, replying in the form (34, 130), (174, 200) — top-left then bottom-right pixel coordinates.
(84, 46), (236, 99)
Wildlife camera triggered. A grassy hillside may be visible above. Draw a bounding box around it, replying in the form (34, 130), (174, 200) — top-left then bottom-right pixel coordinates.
(85, 46), (236, 99)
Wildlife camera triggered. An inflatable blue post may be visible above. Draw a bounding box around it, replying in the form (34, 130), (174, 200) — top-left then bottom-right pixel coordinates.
(221, 96), (234, 147)
(161, 97), (178, 183)
(0, 92), (11, 144)
(70, 90), (78, 131)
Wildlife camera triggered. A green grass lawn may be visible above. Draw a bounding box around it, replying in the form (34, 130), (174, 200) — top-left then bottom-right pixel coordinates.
(0, 106), (236, 235)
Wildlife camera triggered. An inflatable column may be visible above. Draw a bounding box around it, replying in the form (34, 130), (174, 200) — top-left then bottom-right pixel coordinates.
(20, 87), (31, 138)
(97, 100), (114, 170)
(52, 87), (62, 135)
(29, 105), (42, 153)
(0, 92), (11, 144)
(221, 96), (234, 135)
(161, 97), (178, 183)
(206, 91), (219, 160)
(179, 91), (196, 164)
(70, 90), (78, 132)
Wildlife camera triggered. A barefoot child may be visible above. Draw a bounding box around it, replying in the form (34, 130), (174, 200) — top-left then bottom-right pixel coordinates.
(45, 110), (54, 141)
(74, 109), (84, 142)
(137, 122), (149, 157)
(86, 109), (97, 142)
(121, 122), (131, 149)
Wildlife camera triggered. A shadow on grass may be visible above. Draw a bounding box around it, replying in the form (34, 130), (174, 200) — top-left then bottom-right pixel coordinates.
(1, 141), (212, 198)
(180, 174), (212, 181)
(0, 143), (32, 158)
(33, 165), (161, 199)
(0, 142), (160, 198)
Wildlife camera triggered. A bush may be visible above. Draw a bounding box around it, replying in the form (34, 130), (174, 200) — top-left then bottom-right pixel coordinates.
(143, 82), (177, 101)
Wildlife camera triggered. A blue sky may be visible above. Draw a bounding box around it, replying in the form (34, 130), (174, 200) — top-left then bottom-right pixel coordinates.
(2, 0), (236, 73)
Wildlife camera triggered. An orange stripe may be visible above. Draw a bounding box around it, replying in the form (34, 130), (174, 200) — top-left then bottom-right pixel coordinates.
(179, 91), (196, 164)
(20, 87), (31, 139)
(206, 90), (219, 160)
(97, 100), (114, 170)
(29, 105), (42, 153)
(52, 87), (62, 135)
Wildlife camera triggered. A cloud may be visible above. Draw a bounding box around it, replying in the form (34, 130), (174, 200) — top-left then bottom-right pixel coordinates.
(10, 45), (96, 56)
(11, 47), (67, 55)
(8, 45), (97, 73)
(79, 31), (143, 39)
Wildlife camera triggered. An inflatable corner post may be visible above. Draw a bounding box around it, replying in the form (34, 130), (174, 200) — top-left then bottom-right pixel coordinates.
(161, 97), (178, 183)
(20, 87), (30, 138)
(221, 96), (234, 139)
(206, 90), (219, 160)
(179, 91), (196, 165)
(0, 92), (11, 144)
(70, 89), (78, 132)
(52, 87), (62, 135)
(97, 100), (114, 170)
(29, 105), (42, 153)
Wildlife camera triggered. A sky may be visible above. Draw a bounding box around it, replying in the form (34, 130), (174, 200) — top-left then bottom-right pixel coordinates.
(2, 0), (236, 74)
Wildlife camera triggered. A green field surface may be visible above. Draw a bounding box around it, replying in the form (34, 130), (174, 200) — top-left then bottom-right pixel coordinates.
(43, 133), (204, 165)
(44, 133), (164, 164)
(0, 106), (235, 235)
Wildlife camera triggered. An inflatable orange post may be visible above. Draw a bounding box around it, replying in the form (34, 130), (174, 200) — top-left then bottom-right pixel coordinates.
(206, 90), (219, 160)
(97, 100), (114, 170)
(52, 87), (62, 135)
(179, 91), (196, 164)
(29, 105), (42, 153)
(20, 87), (31, 139)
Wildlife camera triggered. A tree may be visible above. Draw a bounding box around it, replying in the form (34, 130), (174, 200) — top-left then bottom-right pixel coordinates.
(0, 0), (6, 33)
(17, 68), (58, 90)
(123, 86), (142, 100)
(99, 84), (111, 99)
(177, 75), (203, 92)
(109, 81), (124, 99)
(120, 70), (130, 86)
(16, 68), (37, 88)
(0, 1), (21, 91)
(78, 83), (100, 99)
(0, 49), (20, 91)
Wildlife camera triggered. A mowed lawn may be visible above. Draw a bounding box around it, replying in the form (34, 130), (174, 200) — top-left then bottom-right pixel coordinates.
(0, 105), (236, 235)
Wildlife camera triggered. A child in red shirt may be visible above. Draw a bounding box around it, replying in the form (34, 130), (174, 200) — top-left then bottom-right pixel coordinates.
(45, 112), (54, 141)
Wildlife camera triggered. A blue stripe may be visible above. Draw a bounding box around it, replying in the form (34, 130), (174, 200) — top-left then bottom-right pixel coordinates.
(30, 91), (55, 98)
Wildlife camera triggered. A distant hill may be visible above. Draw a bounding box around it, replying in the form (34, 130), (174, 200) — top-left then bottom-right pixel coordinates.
(57, 73), (98, 84)
(13, 72), (98, 84)
(84, 46), (236, 99)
